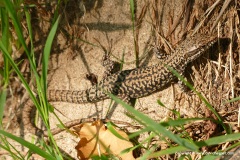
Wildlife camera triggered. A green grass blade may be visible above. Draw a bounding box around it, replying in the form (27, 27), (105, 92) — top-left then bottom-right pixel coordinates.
(129, 0), (139, 67)
(128, 126), (153, 139)
(0, 41), (38, 106)
(0, 130), (56, 160)
(148, 145), (188, 158)
(1, 7), (10, 50)
(0, 143), (23, 159)
(224, 96), (240, 103)
(224, 141), (240, 151)
(42, 16), (60, 94)
(24, 7), (36, 67)
(196, 133), (240, 147)
(1, 7), (10, 87)
(166, 65), (228, 132)
(0, 89), (7, 124)
(201, 155), (219, 160)
(0, 135), (26, 159)
(160, 117), (214, 127)
(108, 93), (199, 151)
(106, 122), (129, 141)
(4, 0), (27, 53)
(4, 0), (39, 80)
(147, 132), (240, 159)
(129, 0), (135, 22)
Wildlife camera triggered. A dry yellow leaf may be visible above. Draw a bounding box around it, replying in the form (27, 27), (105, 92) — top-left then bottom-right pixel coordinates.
(74, 120), (135, 159)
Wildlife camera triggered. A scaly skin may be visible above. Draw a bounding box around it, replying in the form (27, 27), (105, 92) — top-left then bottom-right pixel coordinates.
(47, 33), (218, 103)
(21, 33), (218, 135)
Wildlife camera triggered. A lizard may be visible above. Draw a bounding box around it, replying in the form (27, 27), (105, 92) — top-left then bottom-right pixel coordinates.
(21, 32), (219, 135)
(47, 33), (218, 103)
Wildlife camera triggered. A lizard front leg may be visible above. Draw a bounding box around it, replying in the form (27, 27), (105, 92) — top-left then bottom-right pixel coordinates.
(153, 46), (170, 60)
(102, 54), (121, 78)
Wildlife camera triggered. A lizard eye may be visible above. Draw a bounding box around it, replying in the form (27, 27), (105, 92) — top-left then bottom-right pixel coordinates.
(187, 46), (198, 53)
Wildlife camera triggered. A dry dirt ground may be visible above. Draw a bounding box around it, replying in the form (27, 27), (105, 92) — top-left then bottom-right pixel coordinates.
(1, 0), (240, 159)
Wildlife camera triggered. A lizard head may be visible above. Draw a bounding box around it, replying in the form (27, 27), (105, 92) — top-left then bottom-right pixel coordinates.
(175, 34), (218, 63)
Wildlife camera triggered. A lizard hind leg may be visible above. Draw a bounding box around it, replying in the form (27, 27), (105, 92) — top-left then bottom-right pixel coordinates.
(177, 72), (192, 92)
(105, 95), (134, 119)
(111, 95), (136, 118)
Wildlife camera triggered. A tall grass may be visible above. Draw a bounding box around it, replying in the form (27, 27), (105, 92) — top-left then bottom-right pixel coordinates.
(0, 1), (63, 159)
(108, 91), (240, 159)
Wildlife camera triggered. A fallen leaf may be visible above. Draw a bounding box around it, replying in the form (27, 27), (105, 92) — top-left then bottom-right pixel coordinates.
(74, 120), (134, 159)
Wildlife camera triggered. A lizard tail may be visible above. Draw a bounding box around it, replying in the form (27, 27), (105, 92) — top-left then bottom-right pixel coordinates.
(21, 99), (44, 136)
(47, 90), (90, 103)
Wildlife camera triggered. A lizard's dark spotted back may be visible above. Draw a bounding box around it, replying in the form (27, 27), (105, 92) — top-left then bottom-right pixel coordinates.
(48, 33), (218, 103)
